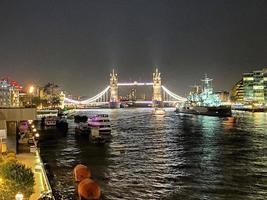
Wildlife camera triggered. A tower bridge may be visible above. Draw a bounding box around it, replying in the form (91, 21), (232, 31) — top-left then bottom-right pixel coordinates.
(64, 69), (187, 108)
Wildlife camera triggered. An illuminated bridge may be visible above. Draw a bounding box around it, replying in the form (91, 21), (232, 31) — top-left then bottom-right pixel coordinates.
(64, 69), (186, 107)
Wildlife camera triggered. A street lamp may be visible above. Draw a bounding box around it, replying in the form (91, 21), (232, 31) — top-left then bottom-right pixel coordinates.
(15, 192), (23, 200)
(34, 132), (40, 138)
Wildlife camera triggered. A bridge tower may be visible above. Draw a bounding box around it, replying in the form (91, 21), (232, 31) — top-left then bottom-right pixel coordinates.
(109, 69), (120, 108)
(152, 68), (162, 106)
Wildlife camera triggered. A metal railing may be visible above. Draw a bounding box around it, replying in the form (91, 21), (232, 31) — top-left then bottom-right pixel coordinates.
(35, 148), (55, 200)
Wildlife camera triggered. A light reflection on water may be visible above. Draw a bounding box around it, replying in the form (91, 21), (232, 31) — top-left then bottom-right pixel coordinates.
(39, 109), (267, 200)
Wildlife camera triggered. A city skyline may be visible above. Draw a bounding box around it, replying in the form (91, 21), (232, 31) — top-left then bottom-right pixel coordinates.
(0, 1), (266, 199)
(0, 0), (266, 96)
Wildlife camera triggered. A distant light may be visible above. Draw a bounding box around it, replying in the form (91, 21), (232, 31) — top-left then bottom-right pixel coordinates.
(35, 133), (40, 138)
(29, 86), (34, 94)
(32, 128), (37, 132)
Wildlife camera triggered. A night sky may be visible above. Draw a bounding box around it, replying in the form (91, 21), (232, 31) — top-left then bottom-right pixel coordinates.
(0, 0), (266, 96)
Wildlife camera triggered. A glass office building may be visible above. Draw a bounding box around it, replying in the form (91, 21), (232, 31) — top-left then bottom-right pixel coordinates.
(234, 68), (267, 104)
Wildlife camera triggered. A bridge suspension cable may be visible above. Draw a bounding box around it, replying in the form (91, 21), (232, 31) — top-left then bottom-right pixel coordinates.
(64, 86), (110, 104)
(161, 85), (187, 102)
(64, 84), (186, 105)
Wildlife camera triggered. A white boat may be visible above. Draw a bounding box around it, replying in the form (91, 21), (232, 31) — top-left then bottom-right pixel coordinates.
(75, 122), (90, 135)
(89, 127), (106, 144)
(37, 109), (58, 120)
(43, 116), (58, 126)
(88, 114), (112, 139)
(153, 108), (165, 115)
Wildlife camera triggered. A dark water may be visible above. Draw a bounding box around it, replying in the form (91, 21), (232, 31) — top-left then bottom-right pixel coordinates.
(39, 108), (267, 200)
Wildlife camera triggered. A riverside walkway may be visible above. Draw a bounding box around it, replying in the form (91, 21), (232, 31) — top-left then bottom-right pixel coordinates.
(17, 149), (54, 200)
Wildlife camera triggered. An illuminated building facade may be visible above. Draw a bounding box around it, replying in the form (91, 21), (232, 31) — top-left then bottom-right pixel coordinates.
(0, 78), (21, 107)
(243, 72), (254, 101)
(231, 80), (244, 102)
(243, 68), (267, 103)
(232, 68), (267, 104)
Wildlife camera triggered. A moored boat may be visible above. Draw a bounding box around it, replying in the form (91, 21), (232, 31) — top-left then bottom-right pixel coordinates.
(37, 109), (58, 120)
(88, 114), (112, 140)
(41, 116), (58, 126)
(175, 105), (231, 117)
(89, 127), (106, 144)
(74, 115), (88, 123)
(175, 75), (232, 117)
(75, 122), (90, 135)
(56, 118), (68, 132)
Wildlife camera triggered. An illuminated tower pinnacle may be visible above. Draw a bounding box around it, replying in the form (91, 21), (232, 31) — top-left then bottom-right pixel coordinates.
(109, 69), (119, 102)
(152, 68), (162, 104)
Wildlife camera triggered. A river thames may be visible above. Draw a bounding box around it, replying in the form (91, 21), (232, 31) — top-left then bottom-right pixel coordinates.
(39, 108), (267, 200)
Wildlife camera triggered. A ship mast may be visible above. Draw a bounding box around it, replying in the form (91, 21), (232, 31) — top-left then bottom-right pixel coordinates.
(201, 74), (213, 94)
